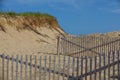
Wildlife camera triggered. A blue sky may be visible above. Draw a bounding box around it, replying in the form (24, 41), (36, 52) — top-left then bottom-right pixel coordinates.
(0, 0), (120, 35)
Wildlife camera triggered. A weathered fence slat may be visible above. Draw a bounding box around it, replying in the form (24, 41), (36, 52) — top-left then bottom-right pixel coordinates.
(99, 54), (101, 80)
(90, 57), (92, 80)
(25, 55), (28, 80)
(108, 52), (110, 80)
(67, 56), (70, 80)
(16, 55), (18, 80)
(104, 54), (106, 80)
(63, 55), (65, 80)
(72, 57), (75, 80)
(11, 55), (14, 80)
(94, 56), (96, 80)
(34, 55), (37, 80)
(85, 56), (88, 80)
(20, 55), (23, 80)
(44, 56), (47, 80)
(30, 55), (32, 80)
(58, 55), (61, 80)
(49, 55), (51, 80)
(76, 57), (79, 80)
(118, 51), (120, 80)
(80, 56), (83, 80)
(7, 55), (9, 80)
(38, 56), (41, 80)
(112, 51), (115, 80)
(39, 56), (42, 80)
(53, 56), (56, 80)
(2, 54), (4, 80)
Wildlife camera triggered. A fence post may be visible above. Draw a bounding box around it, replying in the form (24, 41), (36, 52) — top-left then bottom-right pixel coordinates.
(57, 36), (60, 55)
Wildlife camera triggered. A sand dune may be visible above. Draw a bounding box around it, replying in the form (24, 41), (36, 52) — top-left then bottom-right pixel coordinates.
(0, 14), (66, 55)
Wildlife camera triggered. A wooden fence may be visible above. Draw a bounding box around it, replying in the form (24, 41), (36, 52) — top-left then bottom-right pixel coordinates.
(57, 35), (120, 57)
(0, 50), (120, 80)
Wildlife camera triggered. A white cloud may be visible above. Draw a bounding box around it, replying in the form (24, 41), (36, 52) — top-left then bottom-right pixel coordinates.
(16, 0), (75, 4)
(15, 0), (81, 9)
(111, 9), (120, 13)
(5, 0), (120, 13)
(97, 0), (120, 14)
(2, 0), (97, 10)
(99, 7), (120, 14)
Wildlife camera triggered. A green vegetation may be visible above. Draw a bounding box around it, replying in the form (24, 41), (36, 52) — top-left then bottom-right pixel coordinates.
(0, 12), (55, 19)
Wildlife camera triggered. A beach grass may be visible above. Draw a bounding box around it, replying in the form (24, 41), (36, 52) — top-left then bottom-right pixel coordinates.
(0, 12), (55, 19)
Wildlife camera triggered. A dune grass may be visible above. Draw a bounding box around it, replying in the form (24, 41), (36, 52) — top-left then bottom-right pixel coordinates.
(0, 12), (55, 19)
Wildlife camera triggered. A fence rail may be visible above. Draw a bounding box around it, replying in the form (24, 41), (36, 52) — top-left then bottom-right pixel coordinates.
(0, 50), (120, 80)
